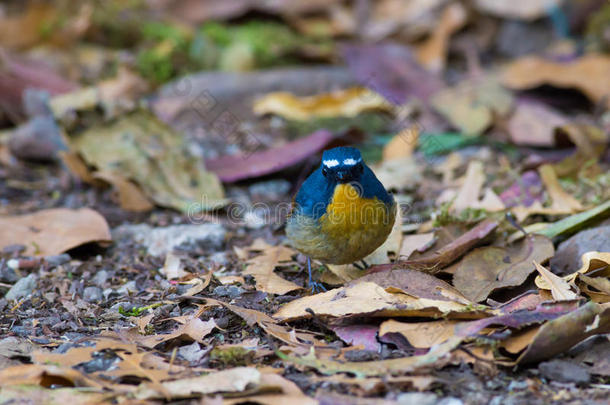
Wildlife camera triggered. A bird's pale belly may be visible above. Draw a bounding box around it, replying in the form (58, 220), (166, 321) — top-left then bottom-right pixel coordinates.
(287, 184), (396, 264)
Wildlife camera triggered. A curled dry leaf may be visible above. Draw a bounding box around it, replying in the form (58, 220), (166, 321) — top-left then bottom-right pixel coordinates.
(533, 261), (579, 301)
(502, 54), (610, 108)
(253, 87), (392, 120)
(0, 208), (111, 256)
(517, 302), (610, 364)
(536, 252), (610, 300)
(452, 234), (555, 302)
(397, 219), (498, 273)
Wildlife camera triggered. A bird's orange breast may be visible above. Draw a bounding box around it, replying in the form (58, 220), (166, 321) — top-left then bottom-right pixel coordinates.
(319, 183), (393, 238)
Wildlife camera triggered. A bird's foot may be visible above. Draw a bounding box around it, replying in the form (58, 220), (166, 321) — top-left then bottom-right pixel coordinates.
(308, 280), (327, 294)
(353, 259), (370, 270)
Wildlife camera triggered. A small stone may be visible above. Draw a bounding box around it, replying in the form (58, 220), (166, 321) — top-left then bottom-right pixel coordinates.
(249, 179), (291, 201)
(5, 274), (37, 300)
(209, 251), (230, 266)
(178, 341), (208, 363)
(437, 398), (463, 405)
(213, 285), (243, 299)
(0, 261), (19, 283)
(538, 359), (590, 384)
(112, 223), (226, 256)
(93, 270), (109, 287)
(45, 254), (71, 267)
(83, 286), (103, 303)
(116, 280), (138, 295)
(397, 392), (438, 405)
(507, 379), (529, 391)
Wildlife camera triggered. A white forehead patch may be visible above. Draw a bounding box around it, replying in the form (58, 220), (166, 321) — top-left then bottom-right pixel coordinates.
(343, 158), (360, 166)
(323, 159), (339, 168)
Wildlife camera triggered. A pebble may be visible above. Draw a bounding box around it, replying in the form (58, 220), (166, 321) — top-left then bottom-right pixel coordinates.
(93, 270), (109, 287)
(437, 398), (463, 405)
(208, 251), (230, 266)
(0, 260), (19, 283)
(249, 179), (291, 201)
(213, 285), (243, 299)
(538, 359), (590, 385)
(112, 223), (226, 256)
(83, 286), (103, 303)
(397, 392), (438, 405)
(116, 280), (138, 295)
(5, 274), (37, 300)
(507, 380), (529, 391)
(45, 254), (71, 267)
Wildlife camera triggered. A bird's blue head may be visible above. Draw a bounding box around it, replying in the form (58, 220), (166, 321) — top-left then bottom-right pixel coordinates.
(321, 147), (364, 184)
(293, 146), (394, 219)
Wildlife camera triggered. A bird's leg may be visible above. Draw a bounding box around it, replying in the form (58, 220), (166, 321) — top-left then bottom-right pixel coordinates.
(307, 257), (326, 293)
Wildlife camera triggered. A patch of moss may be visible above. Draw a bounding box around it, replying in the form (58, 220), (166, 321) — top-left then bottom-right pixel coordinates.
(210, 346), (254, 367)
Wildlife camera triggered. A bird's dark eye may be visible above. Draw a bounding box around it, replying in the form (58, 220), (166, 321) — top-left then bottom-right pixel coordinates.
(357, 164), (364, 174)
(322, 167), (329, 176)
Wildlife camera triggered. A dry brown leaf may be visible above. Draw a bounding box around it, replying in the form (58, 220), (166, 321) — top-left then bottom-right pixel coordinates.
(135, 367), (260, 400)
(399, 232), (436, 260)
(415, 3), (467, 72)
(448, 160), (505, 213)
(0, 208), (111, 256)
(452, 234), (554, 302)
(224, 394), (318, 405)
(536, 251), (610, 291)
(382, 126), (420, 161)
(502, 54), (610, 108)
(206, 298), (319, 347)
(512, 164), (583, 221)
(533, 261), (578, 301)
(500, 327), (540, 354)
(507, 100), (569, 147)
(182, 274), (213, 296)
(253, 87), (392, 120)
(372, 156), (422, 190)
(138, 317), (217, 349)
(280, 337), (461, 377)
(244, 243), (302, 295)
(0, 364), (103, 389)
(379, 319), (457, 348)
(517, 302), (610, 364)
(160, 253), (188, 280)
(398, 219), (498, 273)
(273, 282), (472, 322)
(93, 171), (154, 212)
(579, 275), (610, 295)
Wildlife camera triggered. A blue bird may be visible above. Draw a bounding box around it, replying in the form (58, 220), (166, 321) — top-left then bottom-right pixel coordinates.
(286, 147), (396, 291)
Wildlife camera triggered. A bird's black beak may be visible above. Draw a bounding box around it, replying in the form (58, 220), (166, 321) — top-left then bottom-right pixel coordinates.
(335, 170), (350, 183)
